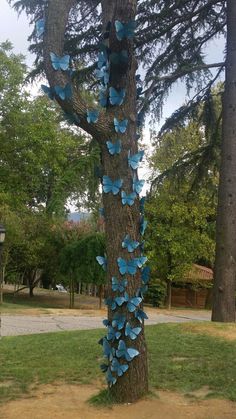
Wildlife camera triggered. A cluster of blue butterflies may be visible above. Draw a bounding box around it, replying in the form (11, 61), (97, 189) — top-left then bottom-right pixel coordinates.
(93, 19), (151, 387)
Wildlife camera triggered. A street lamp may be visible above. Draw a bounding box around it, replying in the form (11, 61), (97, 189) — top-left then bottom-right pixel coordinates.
(0, 224), (6, 305)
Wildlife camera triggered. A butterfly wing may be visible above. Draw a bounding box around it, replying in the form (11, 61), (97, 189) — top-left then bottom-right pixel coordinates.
(128, 151), (144, 170)
(35, 19), (44, 37)
(135, 309), (149, 323)
(140, 197), (145, 214)
(99, 87), (108, 107)
(127, 259), (138, 276)
(117, 257), (127, 275)
(114, 118), (128, 133)
(109, 87), (126, 106)
(133, 178), (145, 194)
(127, 297), (142, 312)
(106, 368), (117, 387)
(59, 54), (70, 71)
(96, 256), (107, 271)
(102, 175), (112, 193)
(115, 20), (125, 40)
(141, 266), (151, 284)
(87, 110), (99, 123)
(50, 52), (60, 70)
(112, 178), (123, 195)
(41, 84), (55, 100)
(126, 348), (139, 361)
(112, 313), (126, 330)
(122, 192), (136, 206)
(140, 217), (148, 235)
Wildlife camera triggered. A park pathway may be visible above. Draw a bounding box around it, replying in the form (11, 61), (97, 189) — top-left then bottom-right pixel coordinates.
(1, 310), (211, 336)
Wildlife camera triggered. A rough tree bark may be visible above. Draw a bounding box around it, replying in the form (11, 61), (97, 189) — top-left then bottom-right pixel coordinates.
(43, 0), (148, 402)
(212, 0), (236, 322)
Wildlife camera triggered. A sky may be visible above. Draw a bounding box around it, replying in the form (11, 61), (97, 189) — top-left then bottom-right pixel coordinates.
(1, 0), (226, 201)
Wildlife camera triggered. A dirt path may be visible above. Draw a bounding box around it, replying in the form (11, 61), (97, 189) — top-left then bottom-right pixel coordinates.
(1, 384), (235, 419)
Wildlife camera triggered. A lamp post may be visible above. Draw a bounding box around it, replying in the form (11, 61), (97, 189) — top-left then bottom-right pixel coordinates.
(0, 224), (6, 305)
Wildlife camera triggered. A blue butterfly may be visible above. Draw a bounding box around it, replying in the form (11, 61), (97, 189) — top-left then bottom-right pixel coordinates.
(121, 191), (137, 206)
(134, 256), (148, 268)
(140, 217), (148, 236)
(104, 297), (116, 311)
(125, 322), (142, 340)
(103, 319), (110, 327)
(133, 176), (145, 195)
(103, 338), (115, 361)
(97, 51), (108, 69)
(117, 257), (138, 276)
(128, 150), (144, 170)
(106, 140), (121, 155)
(95, 67), (109, 85)
(99, 86), (108, 107)
(116, 340), (139, 362)
(96, 256), (107, 271)
(87, 109), (99, 123)
(102, 176), (123, 195)
(114, 118), (128, 134)
(122, 235), (139, 253)
(114, 293), (129, 308)
(41, 84), (55, 100)
(112, 277), (128, 293)
(107, 326), (121, 342)
(109, 87), (126, 106)
(54, 83), (72, 100)
(127, 296), (142, 313)
(100, 363), (108, 373)
(50, 52), (70, 71)
(135, 309), (148, 323)
(115, 20), (136, 41)
(35, 19), (44, 37)
(110, 50), (128, 65)
(106, 368), (117, 387)
(136, 285), (148, 298)
(111, 358), (129, 377)
(112, 313), (126, 330)
(141, 266), (151, 284)
(140, 197), (145, 214)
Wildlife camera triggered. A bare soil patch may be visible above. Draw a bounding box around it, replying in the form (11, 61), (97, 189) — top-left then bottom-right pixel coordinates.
(1, 383), (235, 419)
(181, 322), (236, 341)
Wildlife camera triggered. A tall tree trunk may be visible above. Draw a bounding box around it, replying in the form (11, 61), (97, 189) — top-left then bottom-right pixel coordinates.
(44, 0), (148, 402)
(212, 0), (236, 322)
(166, 279), (172, 309)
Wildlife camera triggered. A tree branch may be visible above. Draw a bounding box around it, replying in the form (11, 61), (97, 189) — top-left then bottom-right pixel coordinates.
(44, 0), (109, 141)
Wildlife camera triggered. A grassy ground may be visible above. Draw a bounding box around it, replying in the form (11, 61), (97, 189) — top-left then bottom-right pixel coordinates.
(0, 322), (236, 404)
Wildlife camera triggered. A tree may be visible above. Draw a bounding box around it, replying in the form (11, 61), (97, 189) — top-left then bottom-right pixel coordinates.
(10, 0), (149, 401)
(147, 123), (216, 308)
(212, 0), (236, 322)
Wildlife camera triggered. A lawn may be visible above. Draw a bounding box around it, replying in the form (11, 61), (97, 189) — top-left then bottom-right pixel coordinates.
(0, 322), (236, 404)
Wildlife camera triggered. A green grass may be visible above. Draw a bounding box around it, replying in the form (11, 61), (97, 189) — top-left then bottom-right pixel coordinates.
(0, 323), (236, 404)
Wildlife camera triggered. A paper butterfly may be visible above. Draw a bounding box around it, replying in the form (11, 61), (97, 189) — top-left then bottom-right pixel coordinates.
(127, 296), (142, 313)
(116, 340), (139, 362)
(110, 50), (128, 65)
(107, 326), (121, 342)
(128, 150), (144, 170)
(35, 19), (44, 37)
(99, 86), (108, 107)
(125, 322), (142, 340)
(134, 256), (148, 268)
(54, 83), (72, 100)
(103, 319), (110, 327)
(115, 20), (136, 41)
(100, 363), (108, 373)
(103, 338), (115, 361)
(141, 266), (150, 284)
(140, 197), (145, 214)
(135, 309), (148, 323)
(114, 118), (128, 134)
(122, 235), (139, 253)
(104, 297), (116, 311)
(97, 51), (108, 69)
(133, 177), (145, 194)
(136, 285), (148, 298)
(117, 257), (138, 276)
(106, 368), (117, 387)
(112, 313), (126, 330)
(87, 109), (99, 123)
(109, 87), (126, 106)
(140, 216), (148, 236)
(102, 175), (123, 195)
(112, 277), (128, 293)
(50, 52), (70, 71)
(96, 256), (107, 271)
(106, 140), (121, 155)
(121, 191), (137, 206)
(111, 358), (129, 377)
(114, 293), (129, 308)
(41, 84), (55, 100)
(95, 67), (109, 85)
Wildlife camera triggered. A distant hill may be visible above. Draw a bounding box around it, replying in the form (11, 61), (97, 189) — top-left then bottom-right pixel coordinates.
(67, 212), (90, 222)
